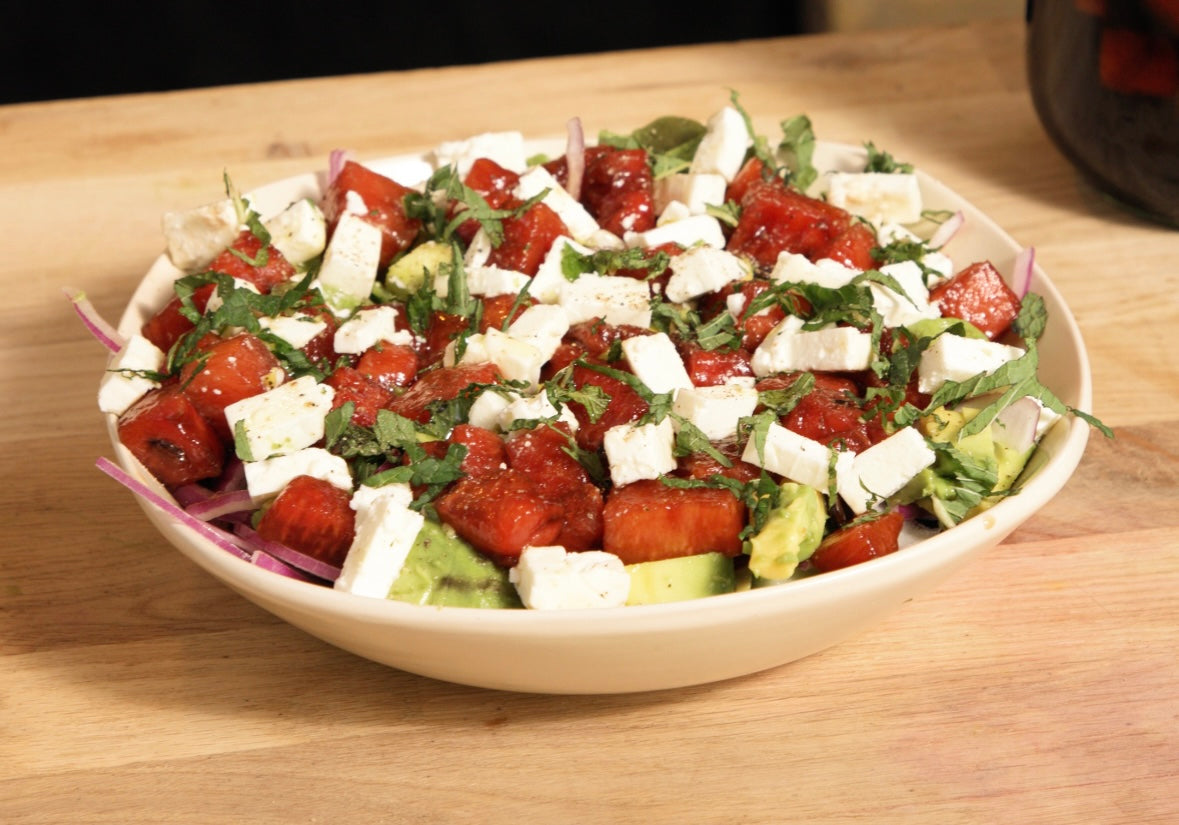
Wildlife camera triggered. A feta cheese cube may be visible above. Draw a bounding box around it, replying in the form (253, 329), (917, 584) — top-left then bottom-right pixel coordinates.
(620, 332), (693, 395)
(507, 303), (570, 364)
(161, 197), (241, 272)
(558, 273), (652, 328)
(462, 227), (494, 268)
(870, 260), (940, 328)
(243, 447), (352, 502)
(224, 375), (334, 460)
(653, 172), (727, 214)
(432, 131), (528, 176)
(917, 334), (1025, 394)
(316, 212), (383, 313)
(509, 545), (630, 610)
(97, 334), (166, 416)
(664, 246), (752, 303)
(751, 317), (874, 375)
(671, 383), (759, 441)
(263, 198), (327, 266)
(499, 391), (579, 433)
(333, 305), (411, 354)
(459, 327), (545, 388)
(769, 251), (859, 289)
(515, 166), (600, 241)
(257, 313), (328, 350)
(837, 427), (936, 514)
(532, 235), (593, 304)
(623, 214), (725, 250)
(462, 265), (531, 299)
(467, 387), (518, 431)
(603, 417), (677, 487)
(334, 483), (425, 599)
(741, 422), (833, 490)
(689, 106), (752, 181)
(826, 171), (923, 225)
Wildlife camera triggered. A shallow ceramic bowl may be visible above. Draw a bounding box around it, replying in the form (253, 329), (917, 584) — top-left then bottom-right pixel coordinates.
(107, 140), (1093, 694)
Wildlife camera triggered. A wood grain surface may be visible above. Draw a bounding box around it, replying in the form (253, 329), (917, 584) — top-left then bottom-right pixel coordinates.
(1, 19), (1176, 824)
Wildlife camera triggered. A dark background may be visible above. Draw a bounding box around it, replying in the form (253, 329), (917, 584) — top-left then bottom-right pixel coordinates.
(3, 2), (806, 105)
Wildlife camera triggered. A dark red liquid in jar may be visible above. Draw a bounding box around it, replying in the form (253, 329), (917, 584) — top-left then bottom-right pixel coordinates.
(1027, 0), (1179, 226)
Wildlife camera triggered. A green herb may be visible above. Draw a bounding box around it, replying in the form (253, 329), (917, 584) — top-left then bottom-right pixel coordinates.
(863, 141), (914, 174)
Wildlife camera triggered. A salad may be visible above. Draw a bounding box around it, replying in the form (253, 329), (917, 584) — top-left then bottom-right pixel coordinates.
(80, 95), (1107, 611)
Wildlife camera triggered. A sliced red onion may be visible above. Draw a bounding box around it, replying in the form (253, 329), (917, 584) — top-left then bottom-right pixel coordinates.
(251, 550), (319, 582)
(64, 287), (126, 353)
(185, 488), (255, 522)
(96, 457), (250, 560)
(564, 117), (586, 201)
(233, 523), (340, 582)
(1012, 246), (1035, 298)
(992, 396), (1041, 452)
(896, 503), (924, 521)
(212, 456), (247, 493)
(172, 483), (214, 508)
(928, 210), (965, 250)
(328, 148), (351, 187)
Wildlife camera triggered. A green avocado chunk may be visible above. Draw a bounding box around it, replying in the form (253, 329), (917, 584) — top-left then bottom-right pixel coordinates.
(383, 240), (454, 301)
(387, 520), (523, 609)
(746, 482), (826, 584)
(625, 552), (736, 605)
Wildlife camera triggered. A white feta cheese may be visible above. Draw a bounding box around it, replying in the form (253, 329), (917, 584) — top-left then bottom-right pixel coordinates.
(689, 106), (752, 181)
(514, 166), (600, 241)
(620, 332), (693, 395)
(332, 305), (410, 354)
(334, 483), (425, 599)
(463, 265), (532, 299)
(826, 171), (923, 225)
(431, 131), (528, 176)
(922, 250), (955, 287)
(558, 273), (652, 328)
(603, 417), (677, 487)
(656, 200), (693, 225)
(917, 334), (1025, 394)
(751, 317), (874, 375)
(769, 251), (860, 289)
(97, 334), (166, 416)
(263, 198), (327, 266)
(664, 246), (752, 303)
(462, 227), (494, 268)
(161, 197), (241, 272)
(316, 212), (383, 313)
(499, 391), (579, 433)
(457, 327), (545, 389)
(257, 313), (328, 350)
(623, 213), (725, 250)
(224, 375), (334, 460)
(466, 387), (518, 431)
(653, 172), (727, 214)
(509, 545), (631, 610)
(243, 447), (352, 502)
(870, 260), (940, 328)
(507, 303), (570, 364)
(532, 235), (593, 304)
(343, 190), (368, 216)
(741, 422), (833, 491)
(837, 427), (936, 514)
(671, 383), (759, 442)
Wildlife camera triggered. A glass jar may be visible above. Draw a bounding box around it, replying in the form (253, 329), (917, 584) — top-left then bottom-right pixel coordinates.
(1027, 0), (1179, 226)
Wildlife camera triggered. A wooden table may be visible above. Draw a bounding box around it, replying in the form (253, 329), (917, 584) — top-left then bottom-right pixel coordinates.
(2, 19), (1176, 824)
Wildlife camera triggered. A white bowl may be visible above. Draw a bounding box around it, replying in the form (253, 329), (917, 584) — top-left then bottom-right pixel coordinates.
(107, 142), (1093, 694)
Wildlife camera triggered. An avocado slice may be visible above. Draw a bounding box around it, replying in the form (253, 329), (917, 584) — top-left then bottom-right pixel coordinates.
(746, 482), (826, 584)
(625, 552), (736, 605)
(387, 520), (523, 609)
(383, 240), (454, 300)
